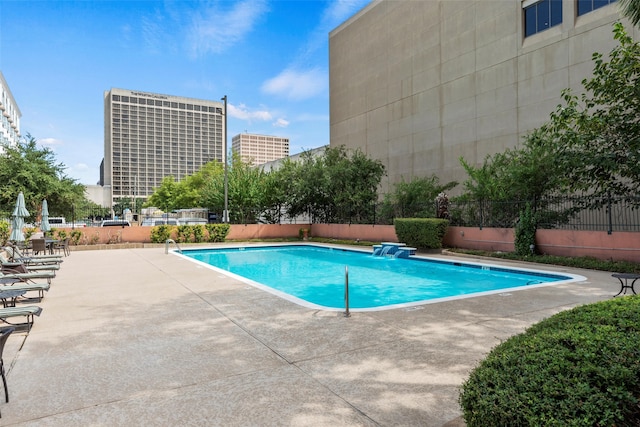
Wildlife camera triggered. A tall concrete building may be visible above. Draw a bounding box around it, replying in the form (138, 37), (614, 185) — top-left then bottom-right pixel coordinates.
(232, 132), (289, 166)
(0, 71), (21, 146)
(104, 88), (225, 206)
(329, 0), (632, 193)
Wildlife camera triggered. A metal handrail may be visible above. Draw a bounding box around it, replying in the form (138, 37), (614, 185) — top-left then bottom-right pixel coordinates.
(164, 239), (182, 254)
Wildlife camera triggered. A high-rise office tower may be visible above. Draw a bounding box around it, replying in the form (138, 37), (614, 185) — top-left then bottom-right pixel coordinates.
(232, 132), (289, 166)
(104, 88), (225, 206)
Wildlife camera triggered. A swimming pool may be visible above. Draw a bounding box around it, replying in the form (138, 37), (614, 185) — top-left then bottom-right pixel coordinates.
(177, 244), (585, 311)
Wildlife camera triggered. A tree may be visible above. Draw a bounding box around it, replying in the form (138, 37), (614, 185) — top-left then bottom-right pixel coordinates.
(201, 153), (267, 224)
(619, 0), (640, 27)
(0, 134), (86, 220)
(382, 175), (458, 220)
(144, 161), (224, 212)
(532, 23), (640, 206)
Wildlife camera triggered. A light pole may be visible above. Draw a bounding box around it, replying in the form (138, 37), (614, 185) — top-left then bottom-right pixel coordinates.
(221, 95), (229, 223)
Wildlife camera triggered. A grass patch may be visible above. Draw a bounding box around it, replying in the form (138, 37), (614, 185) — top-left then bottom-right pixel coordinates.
(446, 248), (640, 274)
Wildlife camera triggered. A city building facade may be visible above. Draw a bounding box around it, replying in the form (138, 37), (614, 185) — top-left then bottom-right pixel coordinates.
(329, 0), (633, 193)
(232, 132), (289, 166)
(103, 88), (225, 206)
(0, 71), (21, 146)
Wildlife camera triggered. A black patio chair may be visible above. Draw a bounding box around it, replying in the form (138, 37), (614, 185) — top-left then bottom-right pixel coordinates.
(0, 327), (15, 417)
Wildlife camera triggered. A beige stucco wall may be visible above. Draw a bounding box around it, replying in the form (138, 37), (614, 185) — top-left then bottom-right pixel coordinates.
(329, 0), (636, 194)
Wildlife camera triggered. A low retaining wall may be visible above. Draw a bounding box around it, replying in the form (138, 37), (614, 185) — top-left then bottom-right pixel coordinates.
(444, 226), (640, 263)
(52, 224), (638, 262)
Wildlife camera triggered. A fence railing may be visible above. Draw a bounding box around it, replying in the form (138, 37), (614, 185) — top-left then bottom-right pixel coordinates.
(36, 196), (640, 233)
(448, 196), (640, 233)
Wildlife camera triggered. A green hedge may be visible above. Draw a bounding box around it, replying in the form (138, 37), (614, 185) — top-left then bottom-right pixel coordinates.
(394, 218), (449, 249)
(460, 296), (640, 427)
(150, 224), (230, 244)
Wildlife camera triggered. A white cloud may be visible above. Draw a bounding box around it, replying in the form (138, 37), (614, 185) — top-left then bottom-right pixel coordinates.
(75, 163), (89, 171)
(273, 118), (289, 128)
(228, 103), (273, 122)
(187, 0), (269, 57)
(39, 137), (62, 147)
(261, 68), (327, 100)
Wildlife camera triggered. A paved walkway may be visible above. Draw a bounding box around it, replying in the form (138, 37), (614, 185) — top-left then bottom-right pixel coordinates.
(1, 245), (616, 426)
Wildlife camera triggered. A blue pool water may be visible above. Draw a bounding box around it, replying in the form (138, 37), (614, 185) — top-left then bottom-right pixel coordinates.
(179, 245), (583, 311)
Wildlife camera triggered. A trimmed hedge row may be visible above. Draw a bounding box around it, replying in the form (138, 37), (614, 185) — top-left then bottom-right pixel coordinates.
(460, 295), (640, 426)
(150, 223), (230, 244)
(394, 218), (449, 249)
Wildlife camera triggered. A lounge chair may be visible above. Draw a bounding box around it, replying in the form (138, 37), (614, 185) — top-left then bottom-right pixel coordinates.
(0, 282), (50, 302)
(0, 260), (59, 276)
(0, 306), (42, 331)
(0, 270), (55, 285)
(5, 243), (62, 262)
(2, 248), (62, 266)
(0, 327), (14, 417)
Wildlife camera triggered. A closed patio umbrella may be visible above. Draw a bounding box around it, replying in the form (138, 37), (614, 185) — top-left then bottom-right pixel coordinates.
(9, 191), (29, 242)
(41, 199), (51, 234)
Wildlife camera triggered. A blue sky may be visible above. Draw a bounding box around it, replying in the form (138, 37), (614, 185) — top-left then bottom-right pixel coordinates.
(0, 0), (371, 184)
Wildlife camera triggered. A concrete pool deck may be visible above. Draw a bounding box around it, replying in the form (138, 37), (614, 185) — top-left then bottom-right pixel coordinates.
(2, 244), (617, 426)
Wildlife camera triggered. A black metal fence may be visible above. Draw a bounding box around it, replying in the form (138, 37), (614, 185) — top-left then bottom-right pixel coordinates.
(47, 196), (640, 232)
(446, 196), (640, 233)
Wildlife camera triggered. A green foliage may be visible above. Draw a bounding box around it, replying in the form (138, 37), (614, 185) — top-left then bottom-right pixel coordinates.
(204, 223), (230, 242)
(0, 135), (87, 220)
(524, 23), (640, 207)
(619, 0), (640, 35)
(54, 229), (68, 240)
(202, 153), (266, 224)
(69, 230), (82, 246)
(175, 225), (192, 243)
(394, 218), (449, 249)
(279, 146), (385, 223)
(460, 296), (640, 426)
(0, 221), (9, 246)
(192, 225), (204, 243)
(150, 225), (175, 243)
(380, 176), (457, 223)
(514, 203), (537, 256)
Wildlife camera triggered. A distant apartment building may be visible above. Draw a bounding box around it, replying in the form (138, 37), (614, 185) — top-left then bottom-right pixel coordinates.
(329, 0), (631, 193)
(232, 133), (289, 166)
(0, 71), (21, 146)
(103, 88), (225, 206)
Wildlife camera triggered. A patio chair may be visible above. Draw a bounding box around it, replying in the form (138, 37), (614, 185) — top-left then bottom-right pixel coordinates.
(0, 326), (15, 417)
(30, 238), (48, 256)
(53, 238), (70, 257)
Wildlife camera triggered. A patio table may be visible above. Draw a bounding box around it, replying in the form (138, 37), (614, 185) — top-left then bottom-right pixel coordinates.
(611, 273), (640, 297)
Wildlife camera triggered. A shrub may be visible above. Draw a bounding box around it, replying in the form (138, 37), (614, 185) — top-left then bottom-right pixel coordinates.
(204, 223), (230, 242)
(460, 296), (640, 427)
(150, 225), (175, 243)
(176, 225), (192, 243)
(0, 220), (9, 246)
(394, 218), (449, 249)
(515, 202), (537, 256)
(193, 225), (204, 243)
(70, 230), (82, 245)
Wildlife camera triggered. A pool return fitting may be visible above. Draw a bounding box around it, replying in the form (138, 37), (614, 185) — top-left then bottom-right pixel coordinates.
(344, 266), (351, 317)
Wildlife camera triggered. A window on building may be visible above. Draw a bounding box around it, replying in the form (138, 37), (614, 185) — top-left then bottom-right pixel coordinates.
(577, 0), (616, 15)
(524, 0), (562, 37)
